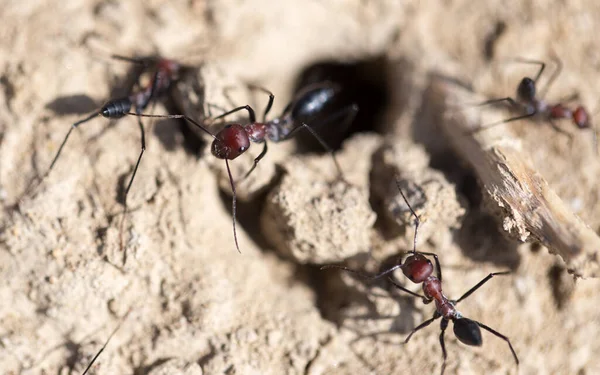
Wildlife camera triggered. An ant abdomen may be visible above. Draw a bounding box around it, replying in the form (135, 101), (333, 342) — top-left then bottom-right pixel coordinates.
(516, 77), (536, 103)
(100, 98), (133, 119)
(453, 318), (483, 346)
(286, 83), (339, 121)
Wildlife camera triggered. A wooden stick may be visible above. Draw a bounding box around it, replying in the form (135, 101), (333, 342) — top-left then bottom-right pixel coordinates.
(427, 75), (600, 278)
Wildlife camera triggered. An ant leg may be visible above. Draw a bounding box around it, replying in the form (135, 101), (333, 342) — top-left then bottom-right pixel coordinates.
(387, 277), (429, 303)
(242, 141), (267, 180)
(454, 271), (511, 304)
(308, 103), (359, 135)
(320, 264), (403, 280)
(405, 314), (440, 343)
(225, 159), (241, 253)
(110, 54), (152, 67)
(285, 122), (344, 178)
(547, 119), (574, 145)
(538, 54), (563, 99)
(475, 321), (519, 366)
(247, 84), (275, 122)
(439, 319), (449, 375)
(119, 115), (146, 256)
(512, 58), (546, 85)
(468, 97), (536, 134)
(394, 180), (421, 254)
(126, 113), (217, 141)
(25, 111), (100, 197)
(205, 102), (230, 118)
(212, 105), (256, 124)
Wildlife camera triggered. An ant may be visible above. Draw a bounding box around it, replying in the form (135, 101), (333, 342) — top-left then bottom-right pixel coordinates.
(78, 82), (357, 253)
(29, 54), (183, 252)
(321, 180), (519, 375)
(199, 82), (358, 252)
(469, 56), (598, 153)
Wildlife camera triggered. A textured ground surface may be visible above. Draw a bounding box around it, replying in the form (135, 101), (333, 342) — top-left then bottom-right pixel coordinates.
(1, 1), (600, 374)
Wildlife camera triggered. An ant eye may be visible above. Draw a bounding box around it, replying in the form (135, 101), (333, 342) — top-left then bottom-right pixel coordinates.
(238, 146), (247, 153)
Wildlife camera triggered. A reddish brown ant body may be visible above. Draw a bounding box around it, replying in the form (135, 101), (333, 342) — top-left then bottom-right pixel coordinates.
(471, 57), (597, 153)
(322, 180), (518, 374)
(200, 82), (357, 252)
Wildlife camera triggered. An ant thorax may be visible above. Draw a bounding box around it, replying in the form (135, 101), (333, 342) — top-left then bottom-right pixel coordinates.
(533, 99), (549, 116)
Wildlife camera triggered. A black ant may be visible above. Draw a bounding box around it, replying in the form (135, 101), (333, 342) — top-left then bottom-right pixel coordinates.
(470, 56), (597, 153)
(198, 82), (358, 252)
(29, 54), (183, 252)
(321, 180), (518, 374)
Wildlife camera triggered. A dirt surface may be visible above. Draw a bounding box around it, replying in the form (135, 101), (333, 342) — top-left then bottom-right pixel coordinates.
(2, 1), (600, 374)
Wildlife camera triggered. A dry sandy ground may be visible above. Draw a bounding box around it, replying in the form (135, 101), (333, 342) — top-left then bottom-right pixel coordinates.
(1, 1), (600, 374)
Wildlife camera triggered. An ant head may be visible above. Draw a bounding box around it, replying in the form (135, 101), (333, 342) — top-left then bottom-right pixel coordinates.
(573, 106), (590, 129)
(453, 317), (483, 346)
(211, 124), (250, 160)
(517, 77), (536, 103)
(402, 253), (433, 283)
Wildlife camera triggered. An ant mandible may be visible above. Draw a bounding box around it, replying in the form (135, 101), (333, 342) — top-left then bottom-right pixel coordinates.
(30, 54), (183, 252)
(470, 56), (597, 153)
(321, 180), (519, 375)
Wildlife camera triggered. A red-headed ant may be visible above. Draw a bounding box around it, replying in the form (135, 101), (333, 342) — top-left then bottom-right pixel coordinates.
(470, 56), (597, 153)
(30, 54), (183, 252)
(187, 82), (357, 252)
(74, 82), (356, 253)
(321, 180), (518, 374)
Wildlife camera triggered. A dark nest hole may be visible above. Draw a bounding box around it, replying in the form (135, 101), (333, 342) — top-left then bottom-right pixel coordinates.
(291, 56), (391, 152)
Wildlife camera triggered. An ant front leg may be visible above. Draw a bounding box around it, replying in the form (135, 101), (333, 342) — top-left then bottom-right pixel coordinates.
(247, 84), (275, 122)
(243, 141), (268, 180)
(212, 105), (257, 124)
(320, 264), (404, 281)
(111, 54), (153, 67)
(387, 277), (430, 303)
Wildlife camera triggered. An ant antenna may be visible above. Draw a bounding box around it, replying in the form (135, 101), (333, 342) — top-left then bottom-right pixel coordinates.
(81, 308), (131, 375)
(394, 179), (421, 254)
(126, 113), (218, 141)
(225, 159), (241, 253)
